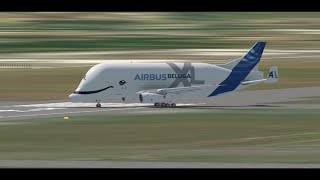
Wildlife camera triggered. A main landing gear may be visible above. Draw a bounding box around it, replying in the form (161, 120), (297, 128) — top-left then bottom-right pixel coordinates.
(154, 102), (176, 108)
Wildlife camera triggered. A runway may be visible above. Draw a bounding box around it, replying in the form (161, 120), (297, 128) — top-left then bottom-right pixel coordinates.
(1, 160), (320, 168)
(0, 87), (320, 121)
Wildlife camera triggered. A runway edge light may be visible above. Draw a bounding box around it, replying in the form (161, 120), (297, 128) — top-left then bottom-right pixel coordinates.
(64, 116), (69, 120)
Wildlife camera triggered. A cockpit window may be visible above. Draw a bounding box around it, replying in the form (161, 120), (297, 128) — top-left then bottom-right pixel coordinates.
(119, 80), (126, 85)
(83, 75), (86, 80)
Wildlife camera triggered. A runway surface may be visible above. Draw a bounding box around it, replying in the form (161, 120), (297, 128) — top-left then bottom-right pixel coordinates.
(0, 86), (320, 121)
(1, 160), (320, 168)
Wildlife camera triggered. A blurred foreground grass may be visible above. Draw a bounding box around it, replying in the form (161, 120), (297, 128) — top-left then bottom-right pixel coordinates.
(1, 12), (320, 53)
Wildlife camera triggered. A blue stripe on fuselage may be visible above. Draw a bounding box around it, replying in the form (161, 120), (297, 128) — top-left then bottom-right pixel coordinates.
(208, 42), (266, 97)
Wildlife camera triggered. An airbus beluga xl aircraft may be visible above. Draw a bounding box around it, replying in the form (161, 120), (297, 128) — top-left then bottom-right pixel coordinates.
(69, 42), (278, 107)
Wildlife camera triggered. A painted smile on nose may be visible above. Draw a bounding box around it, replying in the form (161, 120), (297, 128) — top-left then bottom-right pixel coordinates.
(73, 86), (114, 95)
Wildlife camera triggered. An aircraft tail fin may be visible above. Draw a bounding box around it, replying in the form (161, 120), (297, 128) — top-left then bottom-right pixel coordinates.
(208, 42), (268, 97)
(220, 42), (266, 72)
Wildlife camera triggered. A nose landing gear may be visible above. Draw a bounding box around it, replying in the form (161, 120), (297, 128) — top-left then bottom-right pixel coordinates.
(96, 100), (101, 108)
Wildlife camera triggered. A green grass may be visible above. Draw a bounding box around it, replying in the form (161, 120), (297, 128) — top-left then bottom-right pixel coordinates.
(270, 97), (320, 104)
(1, 109), (320, 163)
(246, 66), (320, 90)
(0, 66), (90, 101)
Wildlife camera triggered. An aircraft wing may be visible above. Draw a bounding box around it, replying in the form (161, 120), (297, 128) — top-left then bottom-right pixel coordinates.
(137, 84), (221, 95)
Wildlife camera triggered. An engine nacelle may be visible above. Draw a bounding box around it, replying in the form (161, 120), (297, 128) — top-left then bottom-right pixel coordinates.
(139, 93), (165, 103)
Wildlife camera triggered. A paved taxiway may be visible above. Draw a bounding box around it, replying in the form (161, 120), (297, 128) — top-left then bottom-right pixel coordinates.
(0, 87), (320, 121)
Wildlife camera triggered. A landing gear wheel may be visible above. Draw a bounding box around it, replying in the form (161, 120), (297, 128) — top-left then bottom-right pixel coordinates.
(154, 102), (160, 107)
(96, 103), (101, 108)
(161, 103), (166, 107)
(171, 103), (176, 107)
(165, 103), (170, 107)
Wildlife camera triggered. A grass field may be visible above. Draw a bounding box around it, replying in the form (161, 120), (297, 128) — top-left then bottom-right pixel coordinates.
(0, 66), (90, 101)
(0, 109), (320, 163)
(246, 60), (320, 90)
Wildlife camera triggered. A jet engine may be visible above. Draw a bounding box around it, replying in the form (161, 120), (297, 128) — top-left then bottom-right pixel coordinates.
(139, 92), (165, 103)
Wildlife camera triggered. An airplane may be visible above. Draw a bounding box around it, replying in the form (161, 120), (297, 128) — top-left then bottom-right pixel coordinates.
(69, 42), (278, 108)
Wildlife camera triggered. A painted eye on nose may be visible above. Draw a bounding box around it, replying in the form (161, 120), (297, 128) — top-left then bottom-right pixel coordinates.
(119, 80), (126, 85)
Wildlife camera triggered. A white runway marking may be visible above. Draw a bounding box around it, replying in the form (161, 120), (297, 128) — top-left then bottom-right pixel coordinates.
(0, 107), (145, 119)
(15, 102), (154, 108)
(26, 108), (66, 112)
(0, 108), (66, 113)
(0, 110), (17, 112)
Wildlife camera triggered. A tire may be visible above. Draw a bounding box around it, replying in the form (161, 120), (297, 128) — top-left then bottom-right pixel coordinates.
(171, 103), (176, 107)
(165, 103), (170, 107)
(154, 102), (160, 107)
(96, 103), (101, 108)
(161, 103), (166, 107)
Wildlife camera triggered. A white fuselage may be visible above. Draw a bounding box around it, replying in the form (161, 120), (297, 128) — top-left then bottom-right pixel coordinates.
(68, 42), (276, 106)
(69, 62), (240, 103)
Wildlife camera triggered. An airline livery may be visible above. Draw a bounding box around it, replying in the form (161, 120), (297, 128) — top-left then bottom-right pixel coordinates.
(69, 42), (278, 107)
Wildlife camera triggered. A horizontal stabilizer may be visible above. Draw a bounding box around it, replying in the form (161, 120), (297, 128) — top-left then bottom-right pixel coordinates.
(265, 66), (279, 83)
(241, 66), (279, 85)
(241, 79), (267, 85)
